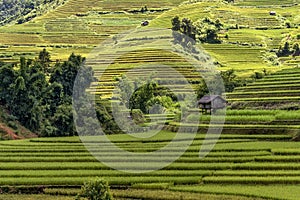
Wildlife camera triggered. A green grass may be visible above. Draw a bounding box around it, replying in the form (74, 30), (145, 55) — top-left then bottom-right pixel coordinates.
(0, 131), (299, 199)
(43, 188), (267, 200)
(0, 195), (73, 200)
(172, 184), (300, 200)
(0, 0), (300, 199)
(0, 0), (187, 62)
(228, 68), (300, 105)
(112, 188), (267, 200)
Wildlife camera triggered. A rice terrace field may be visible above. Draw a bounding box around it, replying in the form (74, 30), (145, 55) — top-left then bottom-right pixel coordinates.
(0, 0), (300, 200)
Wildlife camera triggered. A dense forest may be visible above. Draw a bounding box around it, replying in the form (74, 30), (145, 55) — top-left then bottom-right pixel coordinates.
(0, 50), (119, 137)
(0, 0), (66, 25)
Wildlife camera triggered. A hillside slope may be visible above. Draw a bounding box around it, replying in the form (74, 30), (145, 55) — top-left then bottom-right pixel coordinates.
(0, 0), (186, 62)
(0, 0), (298, 74)
(0, 0), (67, 26)
(0, 106), (37, 140)
(228, 67), (300, 108)
(150, 0), (300, 76)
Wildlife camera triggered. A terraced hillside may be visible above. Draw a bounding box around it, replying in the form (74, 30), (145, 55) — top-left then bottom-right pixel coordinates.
(227, 67), (300, 107)
(150, 0), (300, 76)
(0, 0), (67, 26)
(0, 0), (299, 76)
(74, 0), (300, 104)
(0, 131), (299, 200)
(0, 0), (186, 62)
(0, 1), (300, 200)
(87, 30), (203, 100)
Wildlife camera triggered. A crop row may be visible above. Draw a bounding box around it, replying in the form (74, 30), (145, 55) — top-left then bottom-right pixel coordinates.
(1, 162), (300, 170)
(0, 176), (202, 186)
(199, 115), (275, 123)
(171, 184), (300, 200)
(1, 155), (300, 164)
(170, 122), (300, 130)
(246, 80), (300, 86)
(0, 156), (255, 163)
(29, 133), (289, 143)
(0, 140), (268, 153)
(0, 150), (272, 158)
(0, 169), (211, 178)
(227, 96), (300, 102)
(234, 84), (300, 92)
(218, 109), (278, 116)
(203, 176), (300, 184)
(227, 89), (300, 96)
(235, 0), (296, 6)
(272, 149), (300, 155)
(214, 170), (300, 177)
(2, 140), (296, 152)
(15, 154), (300, 162)
(227, 90), (300, 99)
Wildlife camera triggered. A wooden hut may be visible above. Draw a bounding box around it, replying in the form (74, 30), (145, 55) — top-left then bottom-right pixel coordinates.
(198, 95), (226, 114)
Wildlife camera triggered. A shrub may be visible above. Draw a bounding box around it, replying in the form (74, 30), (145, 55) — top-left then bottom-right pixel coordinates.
(186, 114), (200, 123)
(292, 132), (300, 141)
(131, 109), (145, 124)
(7, 121), (18, 130)
(251, 71), (264, 80)
(76, 178), (113, 200)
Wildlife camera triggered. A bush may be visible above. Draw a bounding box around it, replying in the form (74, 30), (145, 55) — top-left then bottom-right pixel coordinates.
(292, 132), (300, 141)
(131, 109), (145, 124)
(76, 178), (113, 200)
(186, 114), (200, 123)
(251, 72), (264, 80)
(7, 121), (18, 130)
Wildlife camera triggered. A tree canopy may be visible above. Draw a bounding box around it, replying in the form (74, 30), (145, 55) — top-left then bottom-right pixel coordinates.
(172, 16), (223, 45)
(0, 50), (100, 136)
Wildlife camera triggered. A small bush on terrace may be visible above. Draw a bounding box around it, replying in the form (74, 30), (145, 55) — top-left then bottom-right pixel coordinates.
(76, 178), (113, 200)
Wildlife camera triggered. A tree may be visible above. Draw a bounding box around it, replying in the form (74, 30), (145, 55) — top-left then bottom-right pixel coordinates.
(196, 79), (209, 98)
(283, 42), (291, 55)
(171, 16), (197, 45)
(76, 178), (113, 200)
(43, 82), (64, 116)
(128, 80), (177, 114)
(6, 56), (50, 132)
(215, 19), (223, 30)
(0, 49), (107, 137)
(95, 102), (122, 134)
(172, 16), (183, 44)
(0, 63), (16, 104)
(220, 69), (240, 92)
(129, 81), (157, 113)
(114, 74), (134, 108)
(171, 16), (181, 31)
(0, 50), (97, 137)
(38, 48), (51, 73)
(196, 18), (222, 44)
(172, 17), (223, 44)
(196, 69), (241, 98)
(277, 42), (291, 57)
(50, 53), (89, 97)
(206, 28), (219, 43)
(52, 104), (76, 136)
(293, 43), (300, 57)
